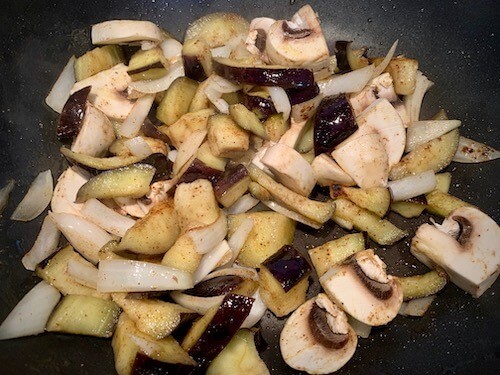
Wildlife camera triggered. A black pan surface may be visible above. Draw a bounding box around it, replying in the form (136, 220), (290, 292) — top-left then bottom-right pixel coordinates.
(0, 1), (499, 374)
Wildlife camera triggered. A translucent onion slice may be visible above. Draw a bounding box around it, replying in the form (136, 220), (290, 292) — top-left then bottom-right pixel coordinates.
(241, 289), (267, 328)
(347, 315), (371, 338)
(261, 200), (322, 229)
(160, 39), (183, 60)
(91, 20), (164, 44)
(266, 86), (291, 121)
(11, 170), (53, 222)
(0, 281), (61, 340)
(399, 295), (436, 317)
(224, 194), (259, 215)
(97, 260), (193, 292)
(318, 64), (375, 97)
(187, 211), (228, 254)
(167, 149), (178, 163)
(123, 137), (154, 159)
(193, 240), (232, 284)
(81, 198), (136, 237)
(211, 36), (245, 58)
(388, 170), (436, 202)
(226, 217), (254, 266)
(129, 60), (184, 94)
(119, 94), (155, 138)
(49, 212), (114, 264)
(0, 179), (15, 215)
(453, 136), (500, 163)
(21, 215), (61, 271)
(372, 40), (399, 78)
(406, 120), (461, 152)
(45, 56), (76, 113)
(173, 130), (207, 175)
(205, 74), (241, 114)
(403, 71), (434, 123)
(67, 258), (98, 289)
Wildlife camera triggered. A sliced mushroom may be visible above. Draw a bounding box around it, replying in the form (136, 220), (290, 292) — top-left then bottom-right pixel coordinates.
(349, 72), (398, 116)
(311, 154), (356, 187)
(280, 293), (357, 374)
(50, 166), (90, 216)
(245, 17), (276, 58)
(411, 206), (500, 297)
(320, 249), (403, 326)
(265, 5), (329, 67)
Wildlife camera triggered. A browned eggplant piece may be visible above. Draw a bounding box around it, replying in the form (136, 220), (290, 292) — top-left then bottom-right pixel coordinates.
(213, 164), (250, 207)
(213, 57), (315, 88)
(285, 83), (320, 105)
(182, 38), (213, 82)
(314, 94), (358, 155)
(242, 93), (277, 120)
(141, 118), (171, 144)
(334, 41), (352, 73)
(57, 86), (91, 139)
(262, 245), (311, 292)
(141, 153), (173, 182)
(183, 275), (244, 297)
(176, 158), (223, 186)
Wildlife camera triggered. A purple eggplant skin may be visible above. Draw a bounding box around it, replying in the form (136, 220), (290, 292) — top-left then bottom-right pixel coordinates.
(184, 275), (244, 297)
(141, 153), (173, 182)
(176, 158), (223, 186)
(262, 245), (312, 292)
(406, 194), (428, 205)
(313, 94), (358, 155)
(213, 164), (248, 198)
(183, 55), (208, 82)
(132, 353), (198, 375)
(243, 94), (277, 120)
(57, 86), (91, 139)
(188, 293), (254, 367)
(141, 118), (171, 144)
(285, 83), (320, 106)
(334, 40), (352, 74)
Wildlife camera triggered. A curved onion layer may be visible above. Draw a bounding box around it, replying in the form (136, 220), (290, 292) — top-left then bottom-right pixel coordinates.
(261, 200), (322, 229)
(129, 60), (184, 94)
(11, 170), (53, 222)
(67, 258), (99, 289)
(403, 71), (434, 123)
(21, 215), (61, 271)
(81, 198), (136, 237)
(0, 281), (61, 340)
(266, 86), (291, 121)
(205, 74), (242, 114)
(399, 295), (436, 317)
(97, 260), (193, 292)
(241, 289), (267, 328)
(347, 315), (372, 338)
(45, 56), (76, 113)
(0, 179), (15, 215)
(372, 40), (398, 78)
(453, 136), (500, 163)
(226, 217), (254, 266)
(225, 194), (260, 215)
(406, 120), (461, 152)
(123, 137), (154, 159)
(193, 240), (232, 284)
(388, 170), (436, 202)
(318, 64), (375, 97)
(119, 94), (155, 138)
(187, 211), (228, 254)
(173, 130), (207, 175)
(160, 39), (183, 60)
(91, 20), (164, 44)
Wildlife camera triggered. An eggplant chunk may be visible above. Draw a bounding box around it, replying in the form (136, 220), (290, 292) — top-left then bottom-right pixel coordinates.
(425, 190), (472, 217)
(156, 77), (199, 126)
(207, 114), (250, 158)
(330, 185), (391, 218)
(57, 86), (91, 139)
(75, 45), (124, 81)
(182, 38), (213, 81)
(398, 270), (447, 301)
(213, 164), (251, 208)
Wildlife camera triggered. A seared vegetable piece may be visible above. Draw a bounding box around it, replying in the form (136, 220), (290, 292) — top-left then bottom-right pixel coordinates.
(207, 329), (270, 375)
(141, 153), (173, 182)
(435, 172), (452, 193)
(140, 119), (171, 144)
(161, 234), (202, 274)
(425, 190), (472, 217)
(156, 77), (199, 126)
(76, 164), (155, 202)
(330, 185), (391, 218)
(127, 47), (167, 81)
(177, 158), (223, 185)
(398, 270), (447, 301)
(161, 109), (214, 149)
(61, 147), (143, 170)
(243, 93), (277, 120)
(295, 118), (314, 153)
(262, 245), (311, 293)
(57, 86), (91, 139)
(285, 84), (320, 105)
(213, 57), (315, 88)
(213, 164), (251, 208)
(390, 201), (426, 218)
(75, 45), (124, 81)
(390, 129), (460, 180)
(333, 198), (407, 245)
(228, 211), (295, 268)
(46, 295), (120, 337)
(182, 38), (213, 81)
(308, 233), (365, 277)
(264, 113), (288, 142)
(118, 199), (180, 255)
(346, 43), (369, 70)
(196, 142), (227, 171)
(385, 57), (419, 95)
(314, 94), (358, 155)
(207, 114), (250, 158)
(229, 103), (268, 139)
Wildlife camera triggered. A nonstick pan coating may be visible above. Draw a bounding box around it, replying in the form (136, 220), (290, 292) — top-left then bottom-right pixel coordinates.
(0, 1), (498, 374)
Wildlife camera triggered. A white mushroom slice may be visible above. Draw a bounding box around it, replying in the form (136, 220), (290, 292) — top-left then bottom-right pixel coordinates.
(320, 249), (403, 326)
(349, 73), (398, 116)
(332, 133), (389, 189)
(91, 20), (164, 45)
(261, 143), (316, 196)
(411, 206), (500, 298)
(280, 293), (357, 374)
(51, 166), (90, 216)
(266, 5), (329, 66)
(311, 154), (356, 187)
(245, 17), (275, 57)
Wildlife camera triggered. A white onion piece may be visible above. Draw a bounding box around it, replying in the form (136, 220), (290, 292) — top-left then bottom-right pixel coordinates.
(167, 149), (178, 163)
(241, 289), (267, 328)
(187, 211), (228, 254)
(453, 136), (500, 163)
(45, 56), (76, 113)
(170, 293), (223, 315)
(193, 240), (232, 284)
(11, 170), (53, 222)
(114, 197), (146, 218)
(67, 258), (98, 289)
(211, 36), (245, 58)
(49, 212), (114, 264)
(81, 198), (136, 237)
(266, 86), (291, 121)
(129, 60), (184, 94)
(226, 217), (254, 267)
(97, 260), (193, 292)
(119, 94), (155, 138)
(261, 200), (322, 229)
(388, 170), (436, 201)
(225, 194), (259, 215)
(0, 179), (15, 215)
(406, 120), (461, 152)
(0, 281), (60, 340)
(372, 40), (399, 78)
(160, 39), (183, 60)
(403, 71), (434, 123)
(318, 64), (375, 96)
(92, 20), (163, 44)
(72, 64), (131, 93)
(205, 75), (241, 114)
(399, 295), (435, 317)
(51, 167), (89, 216)
(173, 130), (207, 175)
(21, 215), (60, 271)
(347, 315), (371, 338)
(123, 137), (154, 158)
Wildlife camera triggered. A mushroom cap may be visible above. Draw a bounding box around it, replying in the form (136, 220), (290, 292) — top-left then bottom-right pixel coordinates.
(280, 293), (357, 374)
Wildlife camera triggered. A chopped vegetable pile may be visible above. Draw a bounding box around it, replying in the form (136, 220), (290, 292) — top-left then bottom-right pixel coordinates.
(1, 4), (499, 375)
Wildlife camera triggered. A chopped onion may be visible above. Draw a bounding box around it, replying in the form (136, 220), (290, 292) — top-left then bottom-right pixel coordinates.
(160, 39), (183, 60)
(119, 94), (155, 138)
(225, 194), (259, 214)
(141, 40), (158, 51)
(172, 130), (207, 175)
(0, 281), (60, 340)
(97, 259), (193, 292)
(226, 217), (254, 267)
(171, 293), (224, 315)
(45, 56), (76, 113)
(21, 215), (61, 271)
(205, 75), (241, 114)
(372, 40), (399, 78)
(211, 36), (245, 58)
(266, 86), (291, 121)
(114, 197), (146, 218)
(187, 211), (228, 254)
(347, 315), (371, 338)
(261, 200), (322, 229)
(51, 166), (89, 216)
(91, 20), (163, 44)
(193, 240), (232, 284)
(453, 136), (500, 163)
(67, 258), (98, 289)
(241, 289), (267, 328)
(81, 198), (136, 237)
(0, 179), (15, 215)
(123, 137), (154, 158)
(399, 295), (436, 317)
(11, 170), (53, 222)
(388, 170), (436, 201)
(406, 120), (461, 152)
(403, 71), (434, 123)
(129, 60), (184, 94)
(318, 64), (375, 97)
(49, 212), (114, 264)
(167, 149), (178, 163)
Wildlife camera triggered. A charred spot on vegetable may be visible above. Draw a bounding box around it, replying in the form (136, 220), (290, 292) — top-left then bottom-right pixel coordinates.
(57, 86), (91, 139)
(308, 302), (349, 349)
(334, 41), (353, 73)
(452, 216), (473, 246)
(282, 22), (313, 39)
(183, 275), (244, 297)
(313, 94), (358, 155)
(262, 245), (311, 292)
(285, 83), (319, 105)
(243, 93), (277, 120)
(141, 153), (173, 182)
(131, 352), (197, 375)
(352, 259), (393, 300)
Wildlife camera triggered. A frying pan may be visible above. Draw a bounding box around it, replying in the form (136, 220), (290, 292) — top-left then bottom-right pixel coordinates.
(0, 0), (498, 374)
